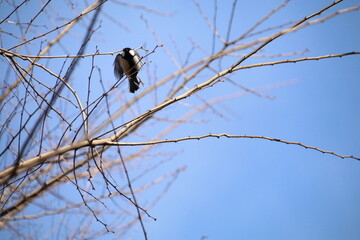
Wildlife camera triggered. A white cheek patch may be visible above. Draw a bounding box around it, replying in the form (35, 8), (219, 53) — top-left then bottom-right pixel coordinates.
(129, 49), (136, 56)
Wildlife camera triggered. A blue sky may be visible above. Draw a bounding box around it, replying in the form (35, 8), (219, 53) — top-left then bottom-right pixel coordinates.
(1, 0), (360, 239)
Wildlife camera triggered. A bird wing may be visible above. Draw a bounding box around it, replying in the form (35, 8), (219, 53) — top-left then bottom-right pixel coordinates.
(113, 54), (124, 79)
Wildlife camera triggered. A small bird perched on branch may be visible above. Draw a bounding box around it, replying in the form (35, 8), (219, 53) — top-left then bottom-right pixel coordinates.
(114, 48), (142, 93)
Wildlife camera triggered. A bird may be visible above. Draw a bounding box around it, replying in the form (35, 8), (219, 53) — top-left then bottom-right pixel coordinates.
(114, 48), (142, 93)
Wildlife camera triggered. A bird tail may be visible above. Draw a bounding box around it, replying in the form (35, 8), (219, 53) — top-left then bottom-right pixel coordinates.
(129, 76), (141, 93)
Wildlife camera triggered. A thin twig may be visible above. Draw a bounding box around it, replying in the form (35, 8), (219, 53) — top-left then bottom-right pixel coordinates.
(104, 133), (360, 161)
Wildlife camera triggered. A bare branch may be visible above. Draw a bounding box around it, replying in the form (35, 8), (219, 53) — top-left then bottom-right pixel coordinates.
(104, 133), (360, 161)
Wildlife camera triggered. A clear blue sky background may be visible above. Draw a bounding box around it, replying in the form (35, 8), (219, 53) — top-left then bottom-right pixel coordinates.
(1, 0), (360, 239)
